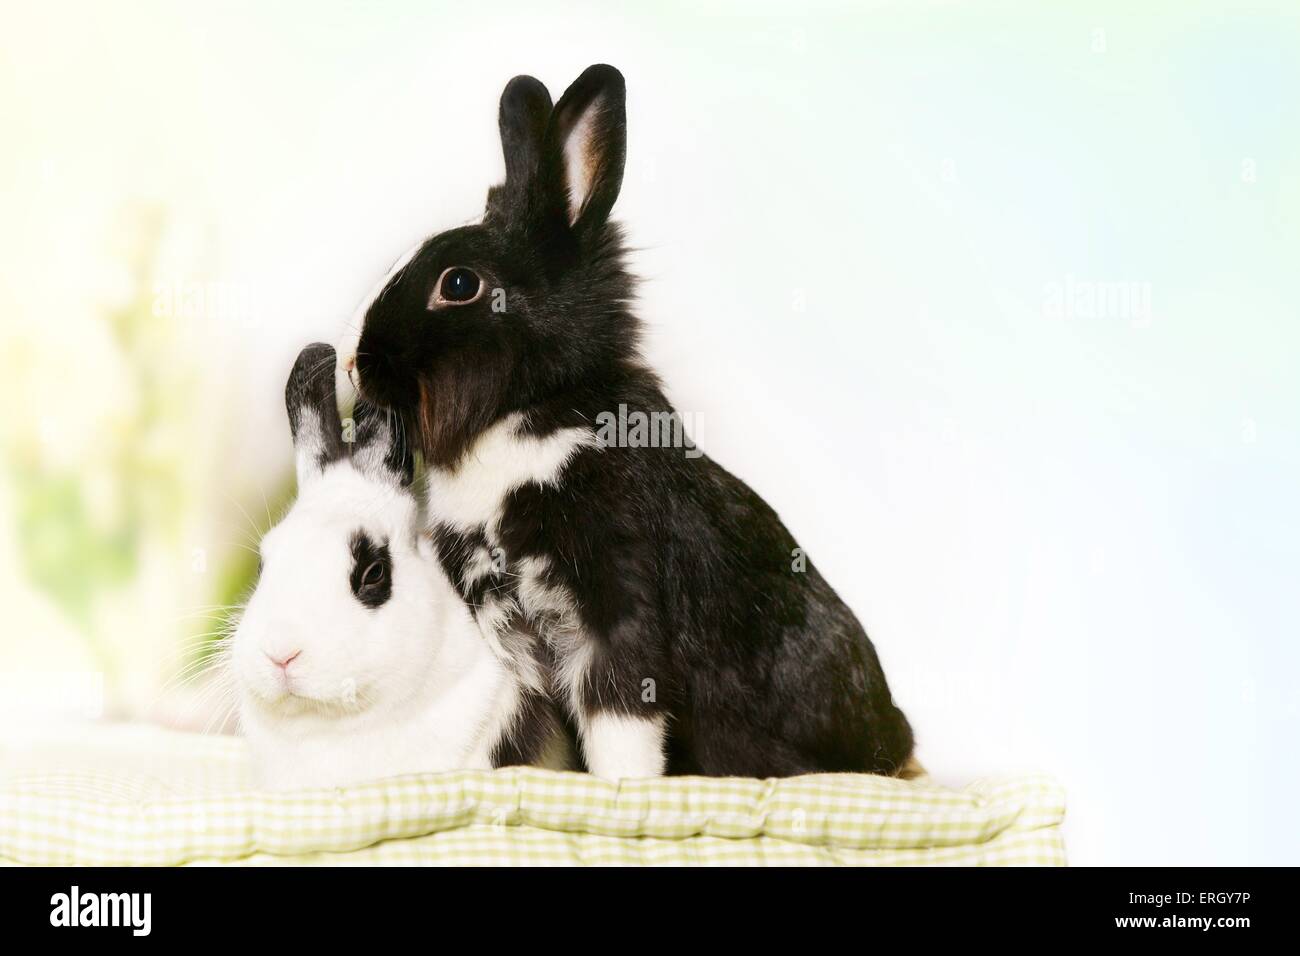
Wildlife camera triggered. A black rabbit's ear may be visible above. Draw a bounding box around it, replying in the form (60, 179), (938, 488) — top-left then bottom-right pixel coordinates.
(286, 343), (346, 487)
(492, 74), (553, 216)
(540, 64), (626, 236)
(349, 401), (415, 487)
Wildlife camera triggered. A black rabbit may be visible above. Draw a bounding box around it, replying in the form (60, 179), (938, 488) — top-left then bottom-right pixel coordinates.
(344, 65), (916, 778)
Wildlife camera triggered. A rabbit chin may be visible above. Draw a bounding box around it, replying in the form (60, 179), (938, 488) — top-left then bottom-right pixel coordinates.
(241, 679), (377, 723)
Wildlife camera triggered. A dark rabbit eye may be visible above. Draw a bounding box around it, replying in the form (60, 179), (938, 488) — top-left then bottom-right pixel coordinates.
(431, 266), (483, 306)
(361, 561), (386, 587)
(349, 530), (392, 608)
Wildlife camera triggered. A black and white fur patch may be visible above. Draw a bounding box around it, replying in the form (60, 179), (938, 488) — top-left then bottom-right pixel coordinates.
(349, 530), (392, 608)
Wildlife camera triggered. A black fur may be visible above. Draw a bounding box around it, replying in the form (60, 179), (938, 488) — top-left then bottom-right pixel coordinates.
(286, 342), (346, 471)
(350, 399), (415, 486)
(348, 530), (392, 609)
(487, 618), (569, 769)
(354, 66), (914, 777)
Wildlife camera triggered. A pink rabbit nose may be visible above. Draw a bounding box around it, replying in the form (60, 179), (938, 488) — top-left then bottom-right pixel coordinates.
(268, 650), (301, 671)
(342, 353), (356, 371)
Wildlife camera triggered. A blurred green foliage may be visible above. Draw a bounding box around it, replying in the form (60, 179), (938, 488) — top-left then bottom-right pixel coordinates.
(4, 207), (196, 677)
(11, 470), (138, 633)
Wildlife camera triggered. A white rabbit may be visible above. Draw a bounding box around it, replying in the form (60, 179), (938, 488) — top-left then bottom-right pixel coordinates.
(231, 343), (570, 790)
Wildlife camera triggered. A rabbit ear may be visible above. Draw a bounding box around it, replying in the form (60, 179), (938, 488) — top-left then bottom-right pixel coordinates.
(285, 342), (346, 487)
(349, 400), (414, 487)
(540, 64), (626, 236)
(489, 74), (553, 218)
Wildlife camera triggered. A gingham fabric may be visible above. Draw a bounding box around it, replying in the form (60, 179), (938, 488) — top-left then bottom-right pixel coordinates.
(0, 724), (1066, 866)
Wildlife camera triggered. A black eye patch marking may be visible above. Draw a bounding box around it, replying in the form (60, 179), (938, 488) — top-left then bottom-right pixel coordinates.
(349, 530), (392, 609)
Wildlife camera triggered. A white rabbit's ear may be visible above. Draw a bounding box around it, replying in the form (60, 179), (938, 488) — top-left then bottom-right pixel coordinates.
(285, 342), (346, 488)
(540, 64), (626, 235)
(349, 400), (414, 487)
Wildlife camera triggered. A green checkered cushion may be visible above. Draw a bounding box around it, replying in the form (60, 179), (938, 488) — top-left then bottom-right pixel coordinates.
(0, 724), (1066, 866)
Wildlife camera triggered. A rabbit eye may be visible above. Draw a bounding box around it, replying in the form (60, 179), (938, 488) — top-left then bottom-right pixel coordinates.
(349, 530), (392, 608)
(431, 266), (483, 306)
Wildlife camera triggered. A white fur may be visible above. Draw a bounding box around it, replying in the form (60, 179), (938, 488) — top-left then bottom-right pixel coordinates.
(233, 459), (524, 790)
(292, 405), (332, 488)
(516, 554), (589, 717)
(581, 713), (667, 780)
(425, 413), (600, 533)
